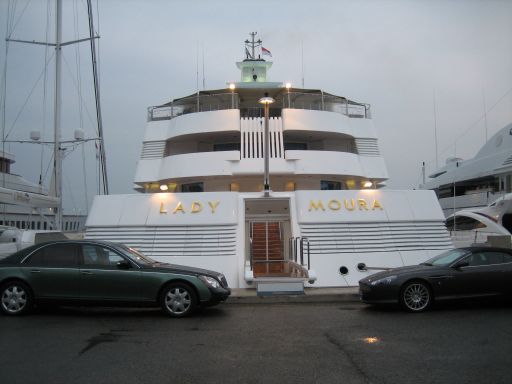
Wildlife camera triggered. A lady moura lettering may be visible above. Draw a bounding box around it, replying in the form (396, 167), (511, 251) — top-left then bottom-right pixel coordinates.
(159, 201), (220, 214)
(309, 198), (383, 211)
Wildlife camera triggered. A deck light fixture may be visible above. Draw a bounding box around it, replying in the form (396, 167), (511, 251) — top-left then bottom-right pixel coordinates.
(159, 184), (169, 191)
(229, 83), (236, 108)
(258, 95), (275, 197)
(363, 181), (373, 189)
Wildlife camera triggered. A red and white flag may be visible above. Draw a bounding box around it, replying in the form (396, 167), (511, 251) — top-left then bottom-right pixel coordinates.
(262, 47), (272, 57)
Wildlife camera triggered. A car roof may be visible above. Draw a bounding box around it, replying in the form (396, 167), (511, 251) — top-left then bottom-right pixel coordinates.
(0, 240), (127, 264)
(459, 246), (512, 253)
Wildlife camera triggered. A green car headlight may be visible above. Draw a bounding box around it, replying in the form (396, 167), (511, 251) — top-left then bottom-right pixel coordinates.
(199, 275), (221, 289)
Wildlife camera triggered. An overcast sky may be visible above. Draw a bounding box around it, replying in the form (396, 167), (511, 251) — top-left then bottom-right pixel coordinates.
(1, 0), (511, 213)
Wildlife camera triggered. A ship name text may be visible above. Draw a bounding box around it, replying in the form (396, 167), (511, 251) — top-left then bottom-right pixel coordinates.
(159, 201), (220, 214)
(308, 198), (383, 212)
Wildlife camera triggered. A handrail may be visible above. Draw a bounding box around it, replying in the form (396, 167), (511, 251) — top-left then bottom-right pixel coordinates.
(288, 236), (311, 270)
(249, 223), (253, 271)
(148, 90), (371, 121)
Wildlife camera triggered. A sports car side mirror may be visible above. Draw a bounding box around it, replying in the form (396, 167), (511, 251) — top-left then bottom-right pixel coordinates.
(117, 260), (132, 269)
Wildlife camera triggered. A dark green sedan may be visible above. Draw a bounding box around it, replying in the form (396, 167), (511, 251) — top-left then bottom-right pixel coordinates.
(0, 240), (230, 317)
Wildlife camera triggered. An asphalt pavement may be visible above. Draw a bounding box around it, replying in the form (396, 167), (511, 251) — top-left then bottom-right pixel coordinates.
(1, 295), (512, 384)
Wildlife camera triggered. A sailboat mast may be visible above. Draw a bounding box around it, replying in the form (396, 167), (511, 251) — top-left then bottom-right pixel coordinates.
(53, 0), (63, 230)
(86, 0), (109, 195)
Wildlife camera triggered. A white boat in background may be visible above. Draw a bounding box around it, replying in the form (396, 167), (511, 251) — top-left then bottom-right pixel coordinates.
(0, 0), (108, 234)
(445, 193), (512, 248)
(0, 150), (85, 232)
(85, 33), (452, 290)
(420, 123), (512, 217)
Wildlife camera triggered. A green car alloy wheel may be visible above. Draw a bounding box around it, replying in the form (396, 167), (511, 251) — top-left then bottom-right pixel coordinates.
(160, 283), (197, 318)
(1, 280), (33, 315)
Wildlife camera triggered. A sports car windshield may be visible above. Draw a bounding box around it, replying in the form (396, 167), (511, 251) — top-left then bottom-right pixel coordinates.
(423, 249), (468, 267)
(120, 246), (157, 265)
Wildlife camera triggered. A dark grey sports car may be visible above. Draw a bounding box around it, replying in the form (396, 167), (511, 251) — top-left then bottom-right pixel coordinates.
(359, 247), (512, 312)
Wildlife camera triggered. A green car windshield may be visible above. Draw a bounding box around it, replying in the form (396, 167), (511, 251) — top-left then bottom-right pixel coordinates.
(423, 249), (468, 267)
(120, 246), (157, 266)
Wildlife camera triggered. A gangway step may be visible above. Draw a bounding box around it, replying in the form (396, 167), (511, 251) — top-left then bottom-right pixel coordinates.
(256, 281), (305, 296)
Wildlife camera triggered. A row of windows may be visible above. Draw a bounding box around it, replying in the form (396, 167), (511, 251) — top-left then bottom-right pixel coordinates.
(165, 180), (346, 193)
(25, 244), (124, 267)
(151, 179), (350, 193)
(0, 220), (82, 231)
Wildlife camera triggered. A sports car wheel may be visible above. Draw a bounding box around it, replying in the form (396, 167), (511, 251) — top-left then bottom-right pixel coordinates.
(400, 281), (432, 312)
(1, 281), (33, 316)
(160, 283), (197, 318)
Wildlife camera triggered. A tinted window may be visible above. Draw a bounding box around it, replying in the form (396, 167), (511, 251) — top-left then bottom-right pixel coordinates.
(445, 216), (486, 231)
(26, 244), (79, 267)
(284, 142), (307, 151)
(464, 252), (505, 267)
(181, 182), (204, 193)
(213, 143), (240, 151)
(502, 252), (512, 263)
(425, 249), (468, 266)
(321, 180), (343, 190)
(82, 245), (125, 267)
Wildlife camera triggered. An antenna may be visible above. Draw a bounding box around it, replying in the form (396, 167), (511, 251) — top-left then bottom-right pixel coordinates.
(196, 42), (199, 92)
(482, 89), (488, 142)
(244, 32), (262, 60)
(202, 43), (205, 90)
(301, 40), (304, 88)
(433, 89), (438, 169)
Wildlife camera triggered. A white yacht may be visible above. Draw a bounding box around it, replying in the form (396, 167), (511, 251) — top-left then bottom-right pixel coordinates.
(1, 0), (106, 235)
(0, 150), (84, 232)
(445, 193), (512, 248)
(420, 123), (512, 217)
(85, 34), (452, 291)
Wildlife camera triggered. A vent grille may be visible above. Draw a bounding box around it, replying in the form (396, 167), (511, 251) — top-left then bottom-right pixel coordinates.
(141, 141), (166, 159)
(355, 138), (380, 156)
(300, 221), (452, 253)
(85, 225), (237, 257)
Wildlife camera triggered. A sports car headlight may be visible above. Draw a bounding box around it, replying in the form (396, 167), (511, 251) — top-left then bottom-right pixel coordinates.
(370, 275), (398, 286)
(199, 275), (221, 288)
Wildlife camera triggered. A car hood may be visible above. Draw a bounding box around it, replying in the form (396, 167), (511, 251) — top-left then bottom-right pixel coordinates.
(146, 262), (224, 278)
(360, 264), (444, 284)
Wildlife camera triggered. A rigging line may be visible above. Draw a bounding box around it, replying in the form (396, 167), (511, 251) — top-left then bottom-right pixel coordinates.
(63, 172), (79, 216)
(95, 0), (101, 86)
(1, 1), (14, 194)
(41, 147), (53, 187)
(73, 0), (85, 132)
(40, 0), (52, 185)
(61, 54), (97, 130)
(5, 50), (56, 140)
(81, 141), (89, 214)
(6, 0), (16, 36)
(7, 0), (34, 39)
(87, 0), (108, 195)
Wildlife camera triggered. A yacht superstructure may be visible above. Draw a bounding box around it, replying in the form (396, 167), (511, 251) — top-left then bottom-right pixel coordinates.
(86, 34), (451, 290)
(420, 123), (512, 217)
(0, 150), (84, 232)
